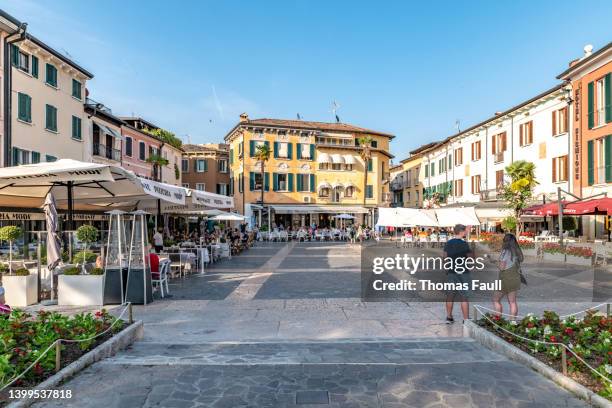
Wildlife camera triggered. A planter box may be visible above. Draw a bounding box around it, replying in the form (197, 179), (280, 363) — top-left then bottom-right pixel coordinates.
(543, 252), (566, 263)
(3, 274), (38, 307)
(521, 248), (537, 258)
(58, 275), (104, 306)
(565, 255), (593, 267)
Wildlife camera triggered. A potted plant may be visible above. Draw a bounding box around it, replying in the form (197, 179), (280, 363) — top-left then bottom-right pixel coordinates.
(76, 225), (99, 272)
(3, 267), (37, 307)
(0, 225), (21, 273)
(542, 242), (565, 263)
(564, 246), (593, 266)
(58, 266), (105, 306)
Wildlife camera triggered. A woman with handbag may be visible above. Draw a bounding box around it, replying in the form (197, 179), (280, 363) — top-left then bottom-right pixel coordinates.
(493, 233), (524, 318)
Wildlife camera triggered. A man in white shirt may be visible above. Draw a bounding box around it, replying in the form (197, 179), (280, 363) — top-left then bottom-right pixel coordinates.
(153, 229), (164, 253)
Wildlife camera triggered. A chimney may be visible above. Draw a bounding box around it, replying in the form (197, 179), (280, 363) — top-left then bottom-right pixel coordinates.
(494, 111), (502, 116)
(239, 113), (249, 123)
(568, 58), (580, 68)
(582, 44), (593, 59)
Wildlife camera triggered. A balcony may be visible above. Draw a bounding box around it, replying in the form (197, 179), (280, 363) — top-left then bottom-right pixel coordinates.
(93, 143), (121, 162)
(390, 179), (404, 191)
(479, 188), (503, 201)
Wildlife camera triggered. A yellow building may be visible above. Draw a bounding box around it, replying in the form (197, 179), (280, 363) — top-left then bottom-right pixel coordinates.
(224, 114), (394, 228)
(393, 142), (435, 208)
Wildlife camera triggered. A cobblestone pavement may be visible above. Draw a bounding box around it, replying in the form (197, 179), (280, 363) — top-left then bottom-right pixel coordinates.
(30, 242), (601, 407)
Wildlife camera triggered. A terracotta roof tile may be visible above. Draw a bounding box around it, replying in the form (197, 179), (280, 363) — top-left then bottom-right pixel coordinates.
(240, 118), (394, 138)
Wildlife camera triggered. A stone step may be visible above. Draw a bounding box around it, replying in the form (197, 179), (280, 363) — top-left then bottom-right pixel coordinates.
(107, 338), (507, 366)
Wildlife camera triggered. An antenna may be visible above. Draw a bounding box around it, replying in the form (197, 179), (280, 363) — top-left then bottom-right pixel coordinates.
(454, 119), (461, 133)
(297, 113), (302, 120)
(331, 101), (341, 123)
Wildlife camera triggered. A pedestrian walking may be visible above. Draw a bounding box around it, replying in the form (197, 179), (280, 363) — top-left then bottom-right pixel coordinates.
(443, 224), (473, 324)
(492, 233), (524, 319)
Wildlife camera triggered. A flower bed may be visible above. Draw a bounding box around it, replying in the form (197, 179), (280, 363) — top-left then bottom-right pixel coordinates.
(479, 310), (612, 399)
(518, 240), (535, 250)
(565, 246), (594, 259)
(0, 309), (124, 393)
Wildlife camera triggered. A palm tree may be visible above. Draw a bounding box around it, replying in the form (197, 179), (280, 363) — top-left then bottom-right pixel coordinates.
(358, 136), (373, 225)
(502, 160), (538, 234)
(254, 143), (271, 227)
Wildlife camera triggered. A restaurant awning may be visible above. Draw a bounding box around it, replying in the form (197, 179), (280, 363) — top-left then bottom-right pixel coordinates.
(564, 198), (612, 215)
(317, 153), (331, 164)
(523, 201), (568, 216)
(269, 205), (368, 214)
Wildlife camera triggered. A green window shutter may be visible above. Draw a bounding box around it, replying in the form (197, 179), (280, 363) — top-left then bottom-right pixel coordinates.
(606, 135), (612, 183)
(72, 116), (82, 139)
(366, 185), (373, 199)
(264, 141), (270, 150)
(249, 172), (255, 191)
(310, 144), (315, 161)
(31, 56), (38, 78)
(229, 148), (234, 165)
(10, 44), (18, 66)
(31, 151), (40, 164)
(273, 172), (279, 191)
(204, 159), (208, 171)
(12, 148), (20, 166)
(46, 105), (57, 131)
(606, 74), (612, 123)
(448, 155), (452, 168)
(310, 174), (315, 192)
(45, 155), (57, 162)
(287, 143), (292, 159)
(431, 163), (435, 176)
(367, 159), (373, 172)
(297, 174), (303, 191)
(72, 79), (82, 99)
(249, 140), (255, 157)
(588, 81), (595, 129)
(25, 95), (31, 122)
(425, 165), (429, 177)
(264, 172), (270, 191)
(51, 65), (57, 86)
(273, 142), (279, 158)
(296, 143), (302, 159)
(587, 140), (595, 186)
(17, 93), (26, 121)
(288, 173), (294, 192)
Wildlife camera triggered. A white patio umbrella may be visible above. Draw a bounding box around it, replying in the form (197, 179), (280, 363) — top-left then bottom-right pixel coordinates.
(209, 213), (247, 221)
(334, 213), (356, 219)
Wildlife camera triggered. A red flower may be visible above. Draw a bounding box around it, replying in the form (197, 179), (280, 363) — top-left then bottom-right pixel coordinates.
(564, 327), (573, 335)
(95, 311), (103, 318)
(527, 322), (535, 328)
(549, 335), (557, 342)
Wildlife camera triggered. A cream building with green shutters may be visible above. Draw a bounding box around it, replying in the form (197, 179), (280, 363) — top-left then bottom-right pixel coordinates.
(1, 9), (93, 166)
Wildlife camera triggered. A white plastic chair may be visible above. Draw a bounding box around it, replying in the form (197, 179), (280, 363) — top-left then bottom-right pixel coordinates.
(152, 260), (170, 298)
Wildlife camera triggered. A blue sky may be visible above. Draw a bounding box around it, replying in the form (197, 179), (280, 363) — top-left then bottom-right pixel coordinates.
(3, 0), (612, 160)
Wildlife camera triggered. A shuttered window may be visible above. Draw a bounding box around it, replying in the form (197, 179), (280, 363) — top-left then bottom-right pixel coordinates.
(45, 63), (58, 87)
(471, 175), (481, 194)
(17, 92), (31, 123)
(366, 185), (373, 199)
(72, 79), (82, 100)
(587, 140), (594, 185)
(71, 116), (82, 140)
(588, 81), (595, 129)
(31, 55), (38, 78)
(45, 104), (57, 132)
(454, 148), (463, 166)
(552, 155), (569, 183)
(519, 121), (533, 146)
